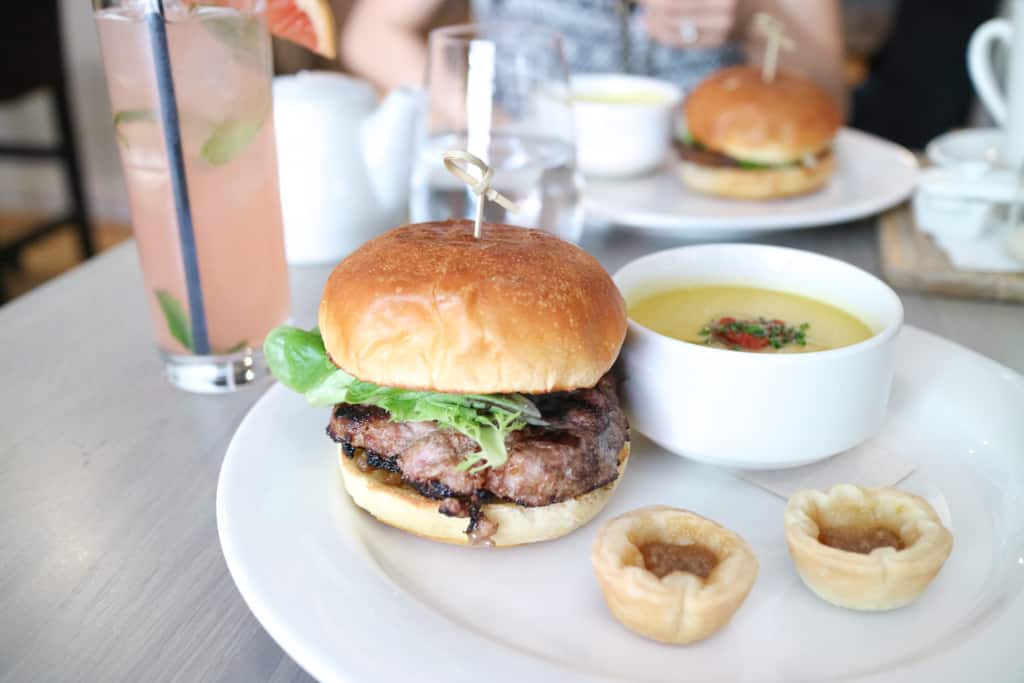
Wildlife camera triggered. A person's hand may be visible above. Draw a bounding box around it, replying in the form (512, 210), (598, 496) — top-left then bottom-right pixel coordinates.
(635, 0), (740, 49)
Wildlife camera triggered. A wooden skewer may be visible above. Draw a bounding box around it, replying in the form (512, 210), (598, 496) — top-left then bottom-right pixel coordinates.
(442, 150), (519, 239)
(753, 12), (795, 82)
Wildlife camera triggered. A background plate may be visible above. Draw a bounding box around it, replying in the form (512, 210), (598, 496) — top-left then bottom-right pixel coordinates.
(218, 326), (1024, 683)
(584, 128), (918, 234)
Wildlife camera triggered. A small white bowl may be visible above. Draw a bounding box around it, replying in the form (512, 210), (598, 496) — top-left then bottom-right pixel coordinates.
(614, 244), (903, 469)
(571, 74), (681, 177)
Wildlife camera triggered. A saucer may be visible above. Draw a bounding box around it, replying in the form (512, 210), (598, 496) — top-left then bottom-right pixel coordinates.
(925, 128), (1004, 167)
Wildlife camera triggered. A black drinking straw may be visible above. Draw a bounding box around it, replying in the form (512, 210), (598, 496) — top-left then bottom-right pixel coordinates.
(145, 0), (210, 355)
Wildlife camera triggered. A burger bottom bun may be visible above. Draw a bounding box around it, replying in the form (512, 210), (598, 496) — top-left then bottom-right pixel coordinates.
(679, 153), (835, 200)
(337, 443), (631, 547)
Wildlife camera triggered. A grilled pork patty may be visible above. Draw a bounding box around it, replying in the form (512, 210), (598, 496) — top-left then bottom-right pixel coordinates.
(327, 373), (628, 510)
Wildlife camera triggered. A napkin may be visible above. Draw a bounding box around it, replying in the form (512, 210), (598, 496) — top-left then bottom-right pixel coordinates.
(736, 440), (916, 501)
(919, 216), (1024, 272)
(913, 164), (1024, 272)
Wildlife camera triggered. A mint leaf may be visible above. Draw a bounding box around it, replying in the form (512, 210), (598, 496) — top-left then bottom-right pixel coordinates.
(155, 290), (193, 352)
(115, 105), (264, 165)
(201, 118), (262, 166)
(200, 13), (264, 64)
(115, 100), (264, 166)
(114, 109), (154, 128)
(113, 109), (154, 147)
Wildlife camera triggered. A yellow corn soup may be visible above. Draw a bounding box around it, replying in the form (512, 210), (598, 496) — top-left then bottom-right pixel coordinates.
(629, 286), (873, 353)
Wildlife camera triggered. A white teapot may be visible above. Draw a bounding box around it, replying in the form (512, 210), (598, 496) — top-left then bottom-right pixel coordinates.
(273, 71), (420, 264)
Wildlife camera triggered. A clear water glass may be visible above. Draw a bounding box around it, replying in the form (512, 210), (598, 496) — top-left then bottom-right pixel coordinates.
(410, 23), (585, 242)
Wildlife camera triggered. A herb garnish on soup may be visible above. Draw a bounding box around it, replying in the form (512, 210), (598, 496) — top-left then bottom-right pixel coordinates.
(699, 317), (809, 351)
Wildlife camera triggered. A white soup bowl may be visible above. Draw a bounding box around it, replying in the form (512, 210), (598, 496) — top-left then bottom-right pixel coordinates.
(614, 244), (903, 469)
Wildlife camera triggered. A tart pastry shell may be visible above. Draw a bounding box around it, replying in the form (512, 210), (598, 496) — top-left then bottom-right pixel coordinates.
(591, 506), (758, 644)
(784, 484), (954, 611)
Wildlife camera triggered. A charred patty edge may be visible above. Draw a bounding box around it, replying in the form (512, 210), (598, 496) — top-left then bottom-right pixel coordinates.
(330, 429), (627, 509)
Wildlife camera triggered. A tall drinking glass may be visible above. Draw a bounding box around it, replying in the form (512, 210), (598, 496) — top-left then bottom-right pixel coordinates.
(410, 24), (584, 242)
(94, 0), (289, 393)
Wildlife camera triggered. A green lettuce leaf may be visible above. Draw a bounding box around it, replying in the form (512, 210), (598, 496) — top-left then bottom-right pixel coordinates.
(263, 326), (544, 471)
(263, 326), (337, 392)
(736, 159), (777, 169)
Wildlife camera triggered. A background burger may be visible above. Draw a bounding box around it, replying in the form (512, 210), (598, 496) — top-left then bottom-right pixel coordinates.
(677, 65), (842, 200)
(264, 220), (630, 547)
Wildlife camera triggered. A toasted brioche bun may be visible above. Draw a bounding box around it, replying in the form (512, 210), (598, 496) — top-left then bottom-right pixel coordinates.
(679, 152), (835, 200)
(338, 443), (630, 547)
(318, 220), (627, 394)
(685, 65), (841, 165)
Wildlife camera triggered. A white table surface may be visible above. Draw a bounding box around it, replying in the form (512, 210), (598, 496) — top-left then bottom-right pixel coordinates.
(0, 219), (1021, 682)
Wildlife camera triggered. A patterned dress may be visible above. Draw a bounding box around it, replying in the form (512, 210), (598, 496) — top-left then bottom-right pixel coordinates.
(472, 0), (743, 91)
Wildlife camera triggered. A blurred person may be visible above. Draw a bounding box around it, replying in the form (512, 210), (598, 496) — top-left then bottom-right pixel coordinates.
(850, 0), (1000, 148)
(342, 0), (847, 111)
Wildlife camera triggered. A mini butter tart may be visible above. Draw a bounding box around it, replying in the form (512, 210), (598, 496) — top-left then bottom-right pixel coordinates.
(784, 484), (953, 611)
(591, 506), (758, 644)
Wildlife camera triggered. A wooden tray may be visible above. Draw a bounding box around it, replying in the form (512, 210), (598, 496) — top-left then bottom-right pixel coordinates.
(879, 204), (1024, 303)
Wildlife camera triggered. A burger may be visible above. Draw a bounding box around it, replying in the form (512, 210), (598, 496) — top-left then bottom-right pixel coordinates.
(676, 65), (842, 200)
(264, 219), (630, 547)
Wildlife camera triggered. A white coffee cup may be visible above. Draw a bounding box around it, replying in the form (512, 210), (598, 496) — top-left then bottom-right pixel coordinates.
(968, 1), (1024, 166)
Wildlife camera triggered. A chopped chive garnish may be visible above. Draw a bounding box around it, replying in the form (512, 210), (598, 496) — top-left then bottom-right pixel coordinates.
(700, 316), (811, 352)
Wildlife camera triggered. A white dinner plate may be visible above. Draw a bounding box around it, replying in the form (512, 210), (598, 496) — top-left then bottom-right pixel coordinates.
(217, 326), (1024, 683)
(584, 128), (918, 234)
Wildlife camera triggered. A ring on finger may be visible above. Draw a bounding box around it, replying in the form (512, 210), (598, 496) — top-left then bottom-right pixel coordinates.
(678, 20), (699, 45)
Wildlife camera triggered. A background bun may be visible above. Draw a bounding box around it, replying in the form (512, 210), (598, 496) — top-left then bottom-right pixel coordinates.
(337, 444), (630, 546)
(679, 153), (835, 199)
(319, 220), (627, 394)
(685, 65), (841, 165)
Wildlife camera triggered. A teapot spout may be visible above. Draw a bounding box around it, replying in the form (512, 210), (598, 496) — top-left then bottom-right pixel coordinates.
(361, 88), (422, 216)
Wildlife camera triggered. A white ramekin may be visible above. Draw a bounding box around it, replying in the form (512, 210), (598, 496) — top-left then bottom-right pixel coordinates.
(571, 74), (682, 177)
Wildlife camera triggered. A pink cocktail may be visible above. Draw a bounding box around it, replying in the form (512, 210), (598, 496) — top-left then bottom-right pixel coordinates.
(95, 0), (289, 392)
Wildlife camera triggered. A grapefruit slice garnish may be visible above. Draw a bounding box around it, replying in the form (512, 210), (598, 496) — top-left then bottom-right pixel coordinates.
(205, 0), (337, 58)
(265, 0), (336, 59)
